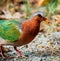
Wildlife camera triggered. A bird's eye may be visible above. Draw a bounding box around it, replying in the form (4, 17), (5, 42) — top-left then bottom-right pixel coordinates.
(37, 14), (42, 17)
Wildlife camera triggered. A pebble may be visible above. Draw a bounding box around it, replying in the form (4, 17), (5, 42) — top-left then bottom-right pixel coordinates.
(0, 32), (60, 61)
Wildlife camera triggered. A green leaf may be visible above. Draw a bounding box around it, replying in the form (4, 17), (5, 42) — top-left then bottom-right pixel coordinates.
(25, 0), (31, 18)
(0, 20), (20, 42)
(46, 0), (58, 17)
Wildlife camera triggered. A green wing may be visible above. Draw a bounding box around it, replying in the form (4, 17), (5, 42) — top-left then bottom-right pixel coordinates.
(0, 20), (20, 42)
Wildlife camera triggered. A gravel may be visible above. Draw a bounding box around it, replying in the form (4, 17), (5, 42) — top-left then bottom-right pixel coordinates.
(0, 32), (60, 61)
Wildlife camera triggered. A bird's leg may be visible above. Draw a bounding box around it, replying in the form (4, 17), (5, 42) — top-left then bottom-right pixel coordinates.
(14, 46), (22, 57)
(0, 45), (8, 59)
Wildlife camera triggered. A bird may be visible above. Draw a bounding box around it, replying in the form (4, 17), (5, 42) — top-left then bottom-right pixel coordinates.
(0, 12), (49, 59)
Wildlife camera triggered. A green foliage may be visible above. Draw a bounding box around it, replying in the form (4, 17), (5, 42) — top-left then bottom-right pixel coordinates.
(0, 20), (20, 42)
(25, 0), (31, 18)
(46, 0), (58, 17)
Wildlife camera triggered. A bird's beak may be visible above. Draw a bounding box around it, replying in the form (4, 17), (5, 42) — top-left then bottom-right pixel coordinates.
(45, 19), (49, 25)
(43, 17), (49, 25)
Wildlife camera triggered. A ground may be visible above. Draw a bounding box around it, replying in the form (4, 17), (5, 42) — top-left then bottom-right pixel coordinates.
(0, 32), (60, 61)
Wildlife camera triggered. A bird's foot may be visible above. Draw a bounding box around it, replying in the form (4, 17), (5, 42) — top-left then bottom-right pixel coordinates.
(18, 52), (22, 57)
(0, 51), (16, 60)
(0, 45), (14, 60)
(0, 45), (7, 59)
(0, 48), (10, 59)
(14, 46), (22, 57)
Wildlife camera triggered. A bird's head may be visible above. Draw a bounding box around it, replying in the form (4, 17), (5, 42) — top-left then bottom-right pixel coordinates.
(30, 11), (49, 24)
(37, 14), (49, 24)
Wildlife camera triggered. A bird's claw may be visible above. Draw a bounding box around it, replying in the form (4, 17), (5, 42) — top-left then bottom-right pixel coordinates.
(0, 45), (13, 60)
(0, 53), (17, 60)
(0, 53), (8, 59)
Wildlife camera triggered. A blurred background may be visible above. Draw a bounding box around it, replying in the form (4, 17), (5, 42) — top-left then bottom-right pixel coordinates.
(0, 0), (60, 19)
(0, 0), (60, 33)
(0, 0), (60, 61)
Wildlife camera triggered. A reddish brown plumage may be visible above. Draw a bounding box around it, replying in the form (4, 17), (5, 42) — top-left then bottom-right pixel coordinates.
(15, 14), (48, 46)
(0, 14), (49, 59)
